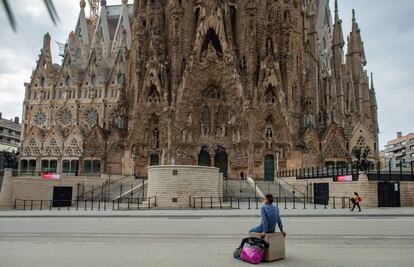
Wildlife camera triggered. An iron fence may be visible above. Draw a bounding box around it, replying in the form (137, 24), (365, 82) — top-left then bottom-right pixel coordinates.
(277, 165), (359, 180)
(367, 161), (414, 181)
(13, 196), (157, 211)
(189, 196), (352, 210)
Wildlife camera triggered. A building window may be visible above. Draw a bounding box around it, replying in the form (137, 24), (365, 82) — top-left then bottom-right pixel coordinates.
(83, 160), (101, 175)
(41, 159), (57, 172)
(62, 160), (79, 175)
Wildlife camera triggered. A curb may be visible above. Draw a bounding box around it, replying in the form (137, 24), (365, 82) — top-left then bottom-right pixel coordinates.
(0, 214), (414, 218)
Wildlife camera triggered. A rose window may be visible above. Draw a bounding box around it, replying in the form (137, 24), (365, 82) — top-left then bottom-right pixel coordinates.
(84, 109), (98, 126)
(32, 111), (47, 127)
(58, 110), (72, 126)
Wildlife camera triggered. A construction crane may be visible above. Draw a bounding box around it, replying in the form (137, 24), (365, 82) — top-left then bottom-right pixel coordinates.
(88, 0), (100, 25)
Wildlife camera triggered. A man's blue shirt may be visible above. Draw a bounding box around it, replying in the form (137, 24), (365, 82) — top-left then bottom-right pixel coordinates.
(260, 204), (284, 233)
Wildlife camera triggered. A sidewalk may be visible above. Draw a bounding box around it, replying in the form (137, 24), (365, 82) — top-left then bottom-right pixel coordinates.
(1, 207), (414, 218)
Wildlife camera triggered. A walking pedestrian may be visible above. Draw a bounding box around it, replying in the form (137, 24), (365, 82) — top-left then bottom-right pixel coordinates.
(351, 192), (362, 212)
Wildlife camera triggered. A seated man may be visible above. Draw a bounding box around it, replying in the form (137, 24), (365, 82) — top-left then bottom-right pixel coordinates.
(250, 194), (286, 238)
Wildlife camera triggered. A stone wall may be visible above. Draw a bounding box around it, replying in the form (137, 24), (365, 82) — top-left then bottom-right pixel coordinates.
(147, 165), (222, 208)
(0, 169), (103, 208)
(282, 173), (378, 208)
(400, 182), (414, 207)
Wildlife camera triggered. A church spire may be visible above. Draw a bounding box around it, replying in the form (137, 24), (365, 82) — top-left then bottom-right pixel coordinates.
(78, 0), (90, 44)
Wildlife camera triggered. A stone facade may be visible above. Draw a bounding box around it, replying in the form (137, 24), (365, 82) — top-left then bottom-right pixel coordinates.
(20, 0), (379, 180)
(147, 165), (222, 208)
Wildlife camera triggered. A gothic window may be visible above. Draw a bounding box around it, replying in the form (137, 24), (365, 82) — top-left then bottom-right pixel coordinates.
(49, 138), (57, 147)
(58, 110), (72, 126)
(29, 138), (37, 147)
(32, 111), (47, 127)
(65, 76), (70, 86)
(152, 128), (160, 149)
(91, 74), (96, 85)
(117, 73), (124, 85)
(84, 109), (98, 126)
(201, 28), (223, 57)
(266, 127), (273, 138)
(356, 136), (366, 147)
(69, 138), (78, 147)
(201, 104), (211, 135)
(147, 85), (160, 103)
(40, 77), (45, 87)
(75, 48), (81, 59)
(265, 85), (276, 104)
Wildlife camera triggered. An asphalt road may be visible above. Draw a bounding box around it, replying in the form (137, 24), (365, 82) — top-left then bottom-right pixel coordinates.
(0, 216), (413, 267)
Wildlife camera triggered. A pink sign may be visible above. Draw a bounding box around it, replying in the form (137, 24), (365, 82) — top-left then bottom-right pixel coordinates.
(42, 172), (61, 180)
(337, 175), (352, 182)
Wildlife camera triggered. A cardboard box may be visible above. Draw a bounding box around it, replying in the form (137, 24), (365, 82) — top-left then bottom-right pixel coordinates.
(249, 232), (285, 261)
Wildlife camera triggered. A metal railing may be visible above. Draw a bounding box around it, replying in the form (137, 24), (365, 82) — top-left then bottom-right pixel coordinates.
(278, 165), (359, 180)
(367, 161), (414, 181)
(189, 196), (352, 210)
(13, 196), (157, 211)
(11, 169), (101, 177)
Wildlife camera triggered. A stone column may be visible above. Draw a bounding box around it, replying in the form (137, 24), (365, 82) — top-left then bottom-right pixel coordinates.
(0, 169), (14, 209)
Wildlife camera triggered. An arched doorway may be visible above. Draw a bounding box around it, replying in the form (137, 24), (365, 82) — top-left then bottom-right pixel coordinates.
(150, 154), (159, 166)
(214, 146), (228, 179)
(198, 146), (211, 166)
(264, 155), (275, 181)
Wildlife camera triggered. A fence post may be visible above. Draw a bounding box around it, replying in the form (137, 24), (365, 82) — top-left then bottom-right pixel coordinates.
(389, 160), (392, 181)
(303, 196), (306, 209)
(58, 200), (61, 211)
(50, 200), (52, 210)
(284, 197), (287, 209)
(76, 199), (79, 210)
(219, 197), (222, 209)
(77, 183), (80, 201)
(30, 200), (33, 210)
(293, 190), (296, 209)
(201, 197), (203, 209)
(237, 197), (240, 209)
(333, 197), (336, 209)
(118, 198), (120, 210)
(255, 197), (259, 209)
(189, 195), (192, 208)
(248, 197), (251, 209)
(40, 200), (43, 210)
(127, 198), (130, 210)
(230, 196), (233, 208)
(210, 197), (213, 209)
(112, 200), (115, 210)
(85, 200), (87, 211)
(120, 183), (123, 199)
(314, 198), (317, 209)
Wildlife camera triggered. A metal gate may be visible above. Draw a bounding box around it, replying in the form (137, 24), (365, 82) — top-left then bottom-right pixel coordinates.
(264, 155), (275, 181)
(53, 186), (72, 207)
(314, 183), (329, 205)
(378, 182), (400, 207)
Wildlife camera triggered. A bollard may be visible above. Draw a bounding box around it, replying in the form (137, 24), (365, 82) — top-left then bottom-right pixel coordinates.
(201, 197), (203, 209)
(112, 200), (115, 210)
(237, 198), (240, 209)
(58, 200), (61, 211)
(219, 197), (222, 209)
(276, 197), (279, 207)
(193, 198), (195, 209)
(303, 197), (306, 209)
(148, 198), (151, 209)
(189, 196), (192, 208)
(98, 200), (101, 211)
(333, 197), (336, 209)
(50, 200), (52, 210)
(118, 199), (120, 210)
(293, 192), (296, 209)
(91, 198), (94, 211)
(104, 200), (106, 211)
(248, 197), (251, 209)
(314, 198), (317, 209)
(230, 196), (233, 208)
(324, 198), (327, 209)
(31, 200), (33, 210)
(210, 197), (213, 209)
(23, 200), (26, 210)
(76, 199), (79, 211)
(127, 198), (130, 210)
(255, 197), (259, 209)
(284, 197), (287, 209)
(14, 199), (17, 210)
(85, 200), (87, 211)
(40, 200), (43, 210)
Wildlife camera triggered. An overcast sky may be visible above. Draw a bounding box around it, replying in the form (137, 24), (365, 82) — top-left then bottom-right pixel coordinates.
(0, 0), (412, 149)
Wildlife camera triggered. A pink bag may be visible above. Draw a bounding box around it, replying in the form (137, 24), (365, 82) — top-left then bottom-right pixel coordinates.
(240, 243), (265, 264)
